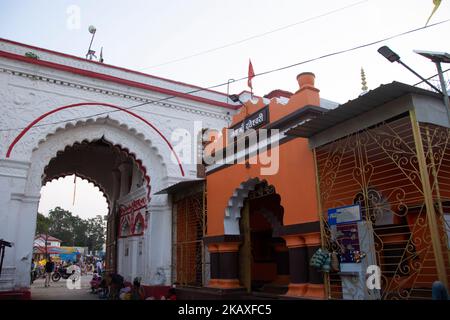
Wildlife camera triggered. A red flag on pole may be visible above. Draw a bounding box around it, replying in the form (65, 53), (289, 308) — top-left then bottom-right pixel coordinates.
(248, 59), (255, 94)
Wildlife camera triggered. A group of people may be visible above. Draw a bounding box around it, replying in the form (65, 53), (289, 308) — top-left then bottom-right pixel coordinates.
(30, 257), (54, 286)
(31, 256), (105, 287)
(91, 272), (176, 300)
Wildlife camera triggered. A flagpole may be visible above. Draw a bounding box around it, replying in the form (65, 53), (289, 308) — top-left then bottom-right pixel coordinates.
(72, 174), (77, 206)
(248, 59), (255, 99)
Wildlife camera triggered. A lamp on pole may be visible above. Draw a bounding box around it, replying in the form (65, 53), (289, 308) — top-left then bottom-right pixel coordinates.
(378, 46), (450, 124)
(414, 50), (450, 126)
(86, 25), (97, 60)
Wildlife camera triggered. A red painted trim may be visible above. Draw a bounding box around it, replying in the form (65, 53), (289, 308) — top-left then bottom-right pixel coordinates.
(5, 102), (185, 177)
(0, 37), (234, 98)
(0, 289), (31, 300)
(0, 45), (239, 110)
(120, 205), (147, 216)
(132, 213), (145, 234)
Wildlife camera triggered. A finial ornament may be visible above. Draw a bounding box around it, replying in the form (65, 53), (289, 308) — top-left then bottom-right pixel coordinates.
(361, 67), (368, 92)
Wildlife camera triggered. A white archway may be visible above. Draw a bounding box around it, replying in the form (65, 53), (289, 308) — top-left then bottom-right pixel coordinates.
(26, 117), (168, 198)
(1, 116), (174, 291)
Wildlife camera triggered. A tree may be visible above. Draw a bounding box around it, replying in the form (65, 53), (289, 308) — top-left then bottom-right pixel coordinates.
(47, 207), (74, 246)
(87, 215), (106, 252)
(71, 216), (88, 247)
(35, 212), (51, 258)
(35, 213), (50, 236)
(40, 207), (106, 252)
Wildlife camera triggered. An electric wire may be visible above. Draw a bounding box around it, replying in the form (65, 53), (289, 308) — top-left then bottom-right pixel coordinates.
(0, 18), (449, 132)
(140, 0), (370, 70)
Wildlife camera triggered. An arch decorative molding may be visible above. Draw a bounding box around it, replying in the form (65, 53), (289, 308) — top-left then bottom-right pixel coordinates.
(224, 177), (284, 235)
(44, 172), (110, 207)
(224, 178), (284, 235)
(0, 67), (232, 121)
(6, 102), (185, 177)
(42, 138), (153, 202)
(25, 117), (168, 201)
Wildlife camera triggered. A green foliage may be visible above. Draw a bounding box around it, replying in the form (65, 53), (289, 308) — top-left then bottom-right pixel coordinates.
(36, 212), (50, 235)
(38, 207), (105, 251)
(87, 215), (106, 251)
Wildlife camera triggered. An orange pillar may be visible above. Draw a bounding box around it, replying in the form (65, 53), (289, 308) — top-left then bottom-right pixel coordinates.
(207, 242), (242, 289)
(303, 232), (326, 299)
(272, 242), (290, 285)
(283, 234), (308, 297)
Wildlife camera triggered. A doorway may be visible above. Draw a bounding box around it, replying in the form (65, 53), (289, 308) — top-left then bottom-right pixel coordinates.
(238, 182), (287, 293)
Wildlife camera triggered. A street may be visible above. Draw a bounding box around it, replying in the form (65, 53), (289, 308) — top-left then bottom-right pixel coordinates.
(31, 274), (98, 300)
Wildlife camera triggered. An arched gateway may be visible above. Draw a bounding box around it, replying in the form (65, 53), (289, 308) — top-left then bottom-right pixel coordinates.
(0, 38), (237, 297)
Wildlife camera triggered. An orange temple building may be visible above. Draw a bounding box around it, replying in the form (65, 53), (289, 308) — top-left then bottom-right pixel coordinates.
(202, 72), (327, 299)
(164, 72), (450, 300)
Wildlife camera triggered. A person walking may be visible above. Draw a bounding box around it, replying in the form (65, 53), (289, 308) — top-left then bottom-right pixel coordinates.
(44, 257), (54, 288)
(30, 259), (36, 284)
(96, 259), (103, 275)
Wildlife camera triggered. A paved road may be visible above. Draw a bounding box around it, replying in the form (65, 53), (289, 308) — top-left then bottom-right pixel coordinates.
(31, 274), (99, 300)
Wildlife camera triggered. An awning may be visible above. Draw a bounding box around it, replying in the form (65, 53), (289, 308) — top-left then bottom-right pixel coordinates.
(154, 179), (205, 195)
(285, 81), (441, 138)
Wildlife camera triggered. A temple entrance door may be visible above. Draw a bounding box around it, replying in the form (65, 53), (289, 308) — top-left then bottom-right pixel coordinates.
(239, 200), (252, 293)
(238, 181), (287, 294)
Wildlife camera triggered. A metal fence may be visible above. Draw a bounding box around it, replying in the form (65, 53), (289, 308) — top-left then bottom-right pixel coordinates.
(315, 113), (450, 299)
(172, 191), (208, 287)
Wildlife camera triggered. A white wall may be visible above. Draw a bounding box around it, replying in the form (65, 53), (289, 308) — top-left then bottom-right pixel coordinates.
(0, 38), (232, 293)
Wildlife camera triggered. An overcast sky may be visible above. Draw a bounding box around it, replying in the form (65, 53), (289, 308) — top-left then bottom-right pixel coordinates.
(1, 0), (448, 219)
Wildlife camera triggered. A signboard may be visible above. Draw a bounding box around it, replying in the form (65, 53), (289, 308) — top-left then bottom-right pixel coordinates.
(119, 194), (148, 237)
(230, 107), (269, 138)
(328, 204), (361, 226)
(119, 197), (147, 216)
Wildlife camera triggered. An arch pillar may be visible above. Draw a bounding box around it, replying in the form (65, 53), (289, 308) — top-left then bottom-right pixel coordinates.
(271, 241), (290, 285)
(0, 159), (38, 296)
(118, 161), (133, 198)
(303, 232), (326, 299)
(204, 236), (242, 289)
(282, 234), (308, 297)
(280, 225), (325, 299)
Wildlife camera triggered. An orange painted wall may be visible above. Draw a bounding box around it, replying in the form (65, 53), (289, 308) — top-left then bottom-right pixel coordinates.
(230, 73), (319, 128)
(206, 137), (318, 236)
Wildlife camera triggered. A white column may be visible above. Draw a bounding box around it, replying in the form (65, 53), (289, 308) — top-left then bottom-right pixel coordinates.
(129, 237), (139, 282)
(147, 200), (172, 285)
(0, 159), (37, 292)
(13, 195), (40, 289)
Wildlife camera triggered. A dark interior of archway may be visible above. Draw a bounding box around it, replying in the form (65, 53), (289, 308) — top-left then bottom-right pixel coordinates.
(43, 138), (139, 205)
(239, 182), (287, 293)
(41, 138), (144, 274)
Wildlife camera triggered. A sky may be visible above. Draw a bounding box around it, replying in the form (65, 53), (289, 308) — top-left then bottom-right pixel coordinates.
(39, 175), (109, 219)
(1, 0), (449, 218)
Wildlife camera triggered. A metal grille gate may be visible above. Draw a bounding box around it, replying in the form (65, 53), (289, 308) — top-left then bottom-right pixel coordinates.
(315, 112), (450, 299)
(172, 191), (206, 287)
